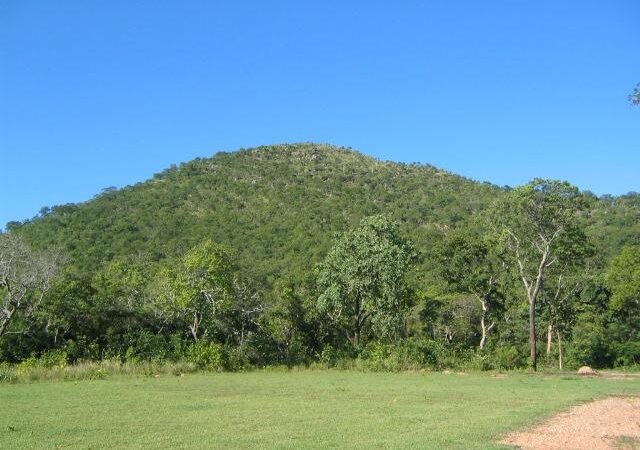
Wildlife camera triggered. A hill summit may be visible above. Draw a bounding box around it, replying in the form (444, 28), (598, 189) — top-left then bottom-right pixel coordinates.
(11, 143), (638, 289)
(13, 143), (500, 286)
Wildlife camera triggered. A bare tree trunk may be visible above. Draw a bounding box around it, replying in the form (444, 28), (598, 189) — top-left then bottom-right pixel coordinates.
(529, 301), (537, 371)
(190, 311), (202, 341)
(512, 233), (552, 373)
(479, 295), (488, 349)
(353, 293), (361, 347)
(546, 324), (552, 356)
(352, 292), (370, 348)
(480, 315), (487, 350)
(556, 329), (563, 371)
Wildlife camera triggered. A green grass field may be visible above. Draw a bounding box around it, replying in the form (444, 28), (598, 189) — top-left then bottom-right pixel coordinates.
(1, 370), (639, 449)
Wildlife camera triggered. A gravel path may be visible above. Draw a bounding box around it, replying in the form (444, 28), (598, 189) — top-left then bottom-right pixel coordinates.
(501, 396), (640, 449)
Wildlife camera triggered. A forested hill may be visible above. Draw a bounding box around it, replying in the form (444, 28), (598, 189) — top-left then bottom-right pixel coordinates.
(9, 144), (498, 286)
(8, 143), (640, 290)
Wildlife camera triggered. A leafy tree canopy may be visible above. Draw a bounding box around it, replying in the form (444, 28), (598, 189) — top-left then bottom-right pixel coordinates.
(317, 215), (416, 346)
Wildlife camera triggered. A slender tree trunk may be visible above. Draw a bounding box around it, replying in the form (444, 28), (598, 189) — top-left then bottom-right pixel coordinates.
(546, 324), (552, 356)
(529, 300), (537, 371)
(476, 284), (496, 350)
(353, 293), (361, 347)
(352, 293), (370, 348)
(354, 313), (368, 348)
(556, 329), (563, 371)
(480, 315), (487, 350)
(514, 240), (550, 373)
(190, 311), (202, 341)
(479, 296), (489, 349)
(478, 307), (495, 350)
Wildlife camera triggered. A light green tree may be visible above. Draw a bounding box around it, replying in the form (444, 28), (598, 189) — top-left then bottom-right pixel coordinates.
(316, 215), (415, 347)
(491, 179), (588, 371)
(93, 258), (149, 312)
(152, 240), (235, 341)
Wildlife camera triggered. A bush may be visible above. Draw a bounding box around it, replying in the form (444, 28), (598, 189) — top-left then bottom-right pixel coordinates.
(566, 319), (613, 369)
(186, 341), (224, 372)
(407, 339), (451, 370)
(613, 341), (640, 367)
(491, 346), (524, 370)
(17, 356), (38, 376)
(223, 346), (250, 371)
(62, 337), (101, 362)
(359, 339), (457, 372)
(319, 345), (356, 368)
(39, 349), (69, 369)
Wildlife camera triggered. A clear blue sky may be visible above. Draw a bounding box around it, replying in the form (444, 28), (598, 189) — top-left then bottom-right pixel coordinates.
(1, 1), (639, 229)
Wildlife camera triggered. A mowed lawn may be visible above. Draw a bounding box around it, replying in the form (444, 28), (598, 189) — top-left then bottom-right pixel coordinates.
(1, 370), (639, 449)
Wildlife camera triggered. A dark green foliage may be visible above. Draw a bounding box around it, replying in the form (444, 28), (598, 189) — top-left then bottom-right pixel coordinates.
(431, 231), (505, 349)
(566, 313), (613, 368)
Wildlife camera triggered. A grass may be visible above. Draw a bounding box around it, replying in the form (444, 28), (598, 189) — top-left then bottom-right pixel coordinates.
(1, 370), (639, 449)
(615, 436), (640, 450)
(0, 359), (199, 383)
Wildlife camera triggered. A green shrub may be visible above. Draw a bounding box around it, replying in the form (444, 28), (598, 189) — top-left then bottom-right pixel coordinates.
(613, 341), (640, 367)
(408, 339), (451, 370)
(39, 349), (69, 369)
(186, 342), (224, 371)
(492, 346), (524, 370)
(17, 356), (38, 376)
(362, 342), (390, 371)
(359, 339), (456, 372)
(223, 346), (250, 371)
(320, 346), (350, 368)
(566, 319), (613, 369)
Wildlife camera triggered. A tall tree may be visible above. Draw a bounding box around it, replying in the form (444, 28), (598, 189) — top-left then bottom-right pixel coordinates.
(0, 233), (61, 338)
(152, 240), (235, 341)
(540, 233), (593, 369)
(491, 179), (587, 371)
(540, 272), (585, 370)
(316, 215), (415, 347)
(433, 231), (503, 349)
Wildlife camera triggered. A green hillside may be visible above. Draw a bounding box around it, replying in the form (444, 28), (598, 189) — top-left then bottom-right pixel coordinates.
(12, 143), (638, 285)
(3, 143), (639, 369)
(11, 143), (502, 287)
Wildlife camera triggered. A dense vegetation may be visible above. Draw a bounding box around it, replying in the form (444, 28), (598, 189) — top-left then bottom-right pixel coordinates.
(1, 143), (639, 372)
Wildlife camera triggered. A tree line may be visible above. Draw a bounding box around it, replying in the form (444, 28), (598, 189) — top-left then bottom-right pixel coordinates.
(1, 176), (638, 372)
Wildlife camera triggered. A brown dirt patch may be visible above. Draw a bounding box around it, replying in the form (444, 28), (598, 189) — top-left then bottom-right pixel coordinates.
(500, 396), (640, 449)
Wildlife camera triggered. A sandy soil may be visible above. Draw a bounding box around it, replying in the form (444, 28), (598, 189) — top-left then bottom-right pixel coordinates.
(501, 396), (640, 450)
